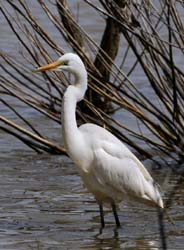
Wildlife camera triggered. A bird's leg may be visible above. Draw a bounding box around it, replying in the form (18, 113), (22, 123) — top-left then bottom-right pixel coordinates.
(157, 207), (167, 250)
(99, 204), (105, 228)
(111, 203), (121, 227)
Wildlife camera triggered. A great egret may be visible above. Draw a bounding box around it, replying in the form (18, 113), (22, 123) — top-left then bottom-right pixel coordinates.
(34, 53), (163, 228)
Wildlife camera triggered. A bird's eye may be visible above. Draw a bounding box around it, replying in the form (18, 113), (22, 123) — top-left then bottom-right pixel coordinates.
(62, 61), (68, 66)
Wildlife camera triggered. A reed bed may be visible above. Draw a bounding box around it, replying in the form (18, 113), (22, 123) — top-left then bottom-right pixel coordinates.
(0, 0), (184, 168)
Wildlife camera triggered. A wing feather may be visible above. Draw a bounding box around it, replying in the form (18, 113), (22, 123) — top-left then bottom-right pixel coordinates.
(93, 142), (162, 206)
(79, 124), (163, 207)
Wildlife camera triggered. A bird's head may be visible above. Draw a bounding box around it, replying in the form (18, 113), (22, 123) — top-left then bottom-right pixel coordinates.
(33, 53), (85, 75)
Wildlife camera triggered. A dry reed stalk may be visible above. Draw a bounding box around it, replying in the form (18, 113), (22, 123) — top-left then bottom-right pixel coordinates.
(0, 0), (184, 167)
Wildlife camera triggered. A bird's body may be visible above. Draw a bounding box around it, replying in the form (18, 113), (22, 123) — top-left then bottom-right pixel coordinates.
(70, 122), (162, 207)
(34, 53), (163, 227)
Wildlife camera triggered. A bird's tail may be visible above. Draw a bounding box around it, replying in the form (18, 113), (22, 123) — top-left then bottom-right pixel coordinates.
(154, 182), (164, 209)
(157, 195), (164, 209)
(144, 180), (164, 208)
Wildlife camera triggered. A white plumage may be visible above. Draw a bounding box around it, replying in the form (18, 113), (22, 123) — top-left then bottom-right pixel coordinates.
(34, 53), (163, 228)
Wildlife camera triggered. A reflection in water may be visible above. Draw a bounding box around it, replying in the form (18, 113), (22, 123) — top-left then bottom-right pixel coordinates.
(136, 239), (159, 250)
(95, 227), (120, 239)
(92, 228), (160, 250)
(0, 151), (183, 249)
(0, 1), (183, 249)
(93, 235), (121, 250)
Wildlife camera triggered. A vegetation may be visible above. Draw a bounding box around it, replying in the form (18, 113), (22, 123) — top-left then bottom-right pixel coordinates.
(1, 2), (184, 249)
(1, 0), (184, 169)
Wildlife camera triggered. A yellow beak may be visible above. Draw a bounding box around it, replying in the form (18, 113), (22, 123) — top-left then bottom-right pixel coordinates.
(33, 60), (61, 73)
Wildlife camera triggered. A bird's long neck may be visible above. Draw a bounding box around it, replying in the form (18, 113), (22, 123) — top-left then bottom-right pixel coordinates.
(62, 69), (87, 161)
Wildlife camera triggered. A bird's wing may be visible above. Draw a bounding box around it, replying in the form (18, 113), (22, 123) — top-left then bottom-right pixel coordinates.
(93, 141), (160, 204)
(98, 139), (153, 180)
(80, 123), (152, 181)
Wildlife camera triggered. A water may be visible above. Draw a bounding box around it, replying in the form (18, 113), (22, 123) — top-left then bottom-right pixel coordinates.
(0, 150), (183, 250)
(0, 1), (184, 249)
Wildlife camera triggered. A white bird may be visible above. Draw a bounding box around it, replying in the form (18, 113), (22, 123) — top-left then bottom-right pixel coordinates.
(34, 53), (164, 228)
